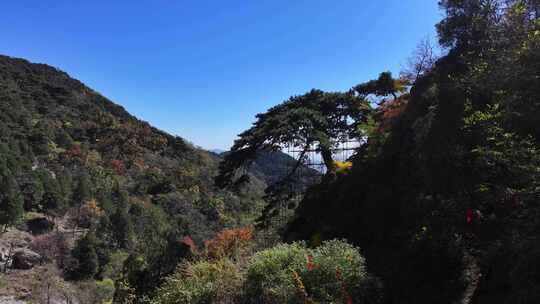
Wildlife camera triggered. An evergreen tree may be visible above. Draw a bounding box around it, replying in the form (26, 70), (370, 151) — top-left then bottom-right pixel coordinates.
(72, 173), (92, 230)
(353, 71), (407, 100)
(216, 89), (370, 186)
(0, 171), (24, 232)
(110, 191), (133, 249)
(110, 208), (133, 250)
(72, 173), (92, 207)
(20, 173), (44, 211)
(41, 174), (67, 219)
(70, 232), (99, 280)
(57, 170), (73, 205)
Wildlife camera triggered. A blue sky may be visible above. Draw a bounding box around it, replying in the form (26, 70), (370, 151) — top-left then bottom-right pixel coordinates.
(1, 1), (442, 150)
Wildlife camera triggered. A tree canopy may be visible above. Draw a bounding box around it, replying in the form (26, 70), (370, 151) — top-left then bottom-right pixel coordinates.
(216, 89), (370, 189)
(216, 72), (407, 191)
(0, 170), (24, 231)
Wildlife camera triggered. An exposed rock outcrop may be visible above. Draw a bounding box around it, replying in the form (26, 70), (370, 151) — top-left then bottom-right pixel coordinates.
(25, 217), (54, 235)
(11, 249), (42, 270)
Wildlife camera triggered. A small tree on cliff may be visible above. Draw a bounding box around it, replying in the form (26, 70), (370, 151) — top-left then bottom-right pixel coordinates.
(353, 71), (407, 102)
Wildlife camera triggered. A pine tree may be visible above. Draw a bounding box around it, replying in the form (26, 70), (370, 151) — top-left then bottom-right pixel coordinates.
(72, 174), (92, 207)
(0, 171), (24, 232)
(41, 174), (67, 219)
(70, 232), (99, 280)
(72, 174), (92, 231)
(110, 192), (133, 249)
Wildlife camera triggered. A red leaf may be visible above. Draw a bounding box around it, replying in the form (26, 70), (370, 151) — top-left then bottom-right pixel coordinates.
(465, 208), (473, 224)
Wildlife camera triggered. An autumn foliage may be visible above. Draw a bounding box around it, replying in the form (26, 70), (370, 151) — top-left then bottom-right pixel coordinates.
(334, 161), (353, 174)
(79, 199), (104, 228)
(62, 144), (83, 161)
(109, 159), (126, 175)
(180, 236), (198, 254)
(375, 96), (408, 132)
(204, 227), (253, 259)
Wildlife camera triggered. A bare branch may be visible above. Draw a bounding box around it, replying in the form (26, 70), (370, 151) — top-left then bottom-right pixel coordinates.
(401, 37), (438, 83)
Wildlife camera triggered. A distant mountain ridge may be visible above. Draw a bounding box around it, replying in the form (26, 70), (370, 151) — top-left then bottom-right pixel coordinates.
(217, 149), (321, 189)
(209, 148), (227, 154)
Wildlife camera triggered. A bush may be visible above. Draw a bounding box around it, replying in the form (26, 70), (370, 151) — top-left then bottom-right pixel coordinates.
(76, 279), (116, 304)
(204, 227), (253, 260)
(100, 250), (129, 280)
(154, 258), (242, 304)
(154, 239), (381, 304)
(245, 242), (307, 303)
(245, 240), (379, 303)
(30, 232), (70, 267)
(67, 232), (99, 280)
(302, 240), (367, 302)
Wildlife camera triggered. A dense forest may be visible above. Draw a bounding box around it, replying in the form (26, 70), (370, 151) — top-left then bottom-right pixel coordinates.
(0, 0), (539, 303)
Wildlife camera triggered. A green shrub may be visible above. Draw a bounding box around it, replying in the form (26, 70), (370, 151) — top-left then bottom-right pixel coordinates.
(95, 279), (116, 302)
(245, 242), (308, 303)
(302, 239), (367, 302)
(154, 258), (242, 304)
(154, 240), (381, 304)
(76, 279), (116, 303)
(67, 232), (99, 280)
(245, 240), (379, 303)
(101, 250), (129, 280)
(0, 274), (6, 289)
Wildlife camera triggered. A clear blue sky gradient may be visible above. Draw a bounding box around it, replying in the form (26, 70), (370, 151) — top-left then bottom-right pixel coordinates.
(1, 1), (442, 150)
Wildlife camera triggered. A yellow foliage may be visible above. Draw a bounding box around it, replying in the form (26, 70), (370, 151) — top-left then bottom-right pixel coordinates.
(85, 150), (102, 167)
(292, 270), (312, 303)
(78, 199), (104, 228)
(334, 161), (353, 173)
(84, 199), (103, 215)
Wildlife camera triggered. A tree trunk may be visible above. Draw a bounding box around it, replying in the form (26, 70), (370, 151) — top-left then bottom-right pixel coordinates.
(320, 147), (335, 175)
(73, 205), (81, 239)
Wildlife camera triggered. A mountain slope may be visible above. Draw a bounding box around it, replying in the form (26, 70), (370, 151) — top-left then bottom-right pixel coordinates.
(217, 149), (321, 189)
(0, 54), (267, 299)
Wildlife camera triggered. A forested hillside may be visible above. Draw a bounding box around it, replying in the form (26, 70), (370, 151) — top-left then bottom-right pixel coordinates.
(0, 54), (269, 301)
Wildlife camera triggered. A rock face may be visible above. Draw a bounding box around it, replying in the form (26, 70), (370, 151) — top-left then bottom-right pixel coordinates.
(0, 296), (27, 304)
(0, 247), (7, 262)
(26, 217), (54, 235)
(11, 249), (42, 270)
